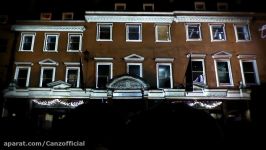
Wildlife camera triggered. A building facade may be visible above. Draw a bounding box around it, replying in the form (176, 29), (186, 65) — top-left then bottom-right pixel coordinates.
(2, 3), (266, 130)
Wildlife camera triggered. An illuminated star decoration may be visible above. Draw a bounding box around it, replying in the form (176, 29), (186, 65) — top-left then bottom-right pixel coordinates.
(187, 101), (222, 109)
(32, 99), (84, 107)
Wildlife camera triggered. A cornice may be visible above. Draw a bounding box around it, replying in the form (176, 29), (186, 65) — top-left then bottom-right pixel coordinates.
(175, 16), (251, 23)
(12, 25), (86, 32)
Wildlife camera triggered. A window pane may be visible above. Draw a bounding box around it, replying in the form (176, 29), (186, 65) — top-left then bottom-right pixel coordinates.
(42, 69), (53, 87)
(158, 65), (171, 88)
(22, 36), (33, 50)
(157, 25), (169, 41)
(69, 36), (80, 50)
(99, 26), (111, 40)
(192, 61), (204, 83)
(67, 69), (78, 87)
(243, 62), (256, 84)
(17, 69), (28, 87)
(237, 26), (250, 40)
(46, 36), (56, 50)
(128, 65), (140, 77)
(217, 62), (230, 83)
(128, 26), (140, 40)
(188, 25), (200, 39)
(98, 65), (110, 88)
(212, 26), (225, 40)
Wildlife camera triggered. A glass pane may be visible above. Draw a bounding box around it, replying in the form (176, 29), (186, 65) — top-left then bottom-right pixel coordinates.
(158, 65), (171, 88)
(217, 62), (230, 83)
(128, 65), (140, 77)
(100, 26), (111, 40)
(42, 69), (53, 87)
(22, 36), (32, 50)
(212, 26), (225, 40)
(128, 26), (140, 40)
(67, 69), (78, 87)
(192, 61), (204, 83)
(17, 69), (28, 87)
(97, 65), (110, 88)
(243, 62), (254, 72)
(157, 25), (169, 41)
(244, 73), (256, 84)
(46, 36), (56, 50)
(188, 25), (200, 39)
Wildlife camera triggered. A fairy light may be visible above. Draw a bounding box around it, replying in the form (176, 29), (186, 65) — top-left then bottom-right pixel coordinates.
(187, 101), (222, 109)
(32, 99), (84, 107)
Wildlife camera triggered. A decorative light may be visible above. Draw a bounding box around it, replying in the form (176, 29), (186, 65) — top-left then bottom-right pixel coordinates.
(32, 99), (84, 107)
(187, 101), (222, 109)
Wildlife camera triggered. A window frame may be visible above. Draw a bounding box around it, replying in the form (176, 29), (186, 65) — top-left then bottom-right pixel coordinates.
(43, 33), (59, 52)
(234, 24), (251, 42)
(194, 2), (206, 11)
(185, 23), (202, 41)
(40, 67), (56, 87)
(65, 66), (80, 88)
(191, 59), (206, 85)
(115, 3), (126, 11)
(96, 62), (113, 88)
(19, 32), (36, 52)
(143, 3), (154, 11)
(14, 66), (31, 87)
(126, 23), (142, 42)
(155, 24), (171, 42)
(40, 13), (52, 20)
(156, 63), (173, 89)
(239, 59), (260, 86)
(67, 33), (82, 52)
(127, 63), (143, 77)
(209, 24), (226, 42)
(62, 12), (74, 20)
(96, 23), (113, 41)
(217, 2), (228, 11)
(214, 59), (234, 87)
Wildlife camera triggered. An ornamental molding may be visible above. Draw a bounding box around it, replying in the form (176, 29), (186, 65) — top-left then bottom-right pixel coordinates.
(186, 53), (206, 58)
(94, 57), (114, 61)
(15, 62), (34, 66)
(237, 54), (256, 59)
(12, 25), (86, 32)
(155, 58), (174, 62)
(124, 54), (144, 62)
(39, 58), (59, 66)
(212, 51), (232, 59)
(175, 16), (251, 23)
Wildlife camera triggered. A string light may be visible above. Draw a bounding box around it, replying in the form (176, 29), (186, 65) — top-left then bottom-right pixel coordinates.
(32, 99), (84, 107)
(187, 101), (222, 109)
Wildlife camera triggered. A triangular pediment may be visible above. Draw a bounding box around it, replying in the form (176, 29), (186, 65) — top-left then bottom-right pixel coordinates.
(124, 54), (144, 62)
(212, 51), (232, 59)
(107, 75), (149, 90)
(39, 58), (59, 66)
(47, 80), (71, 89)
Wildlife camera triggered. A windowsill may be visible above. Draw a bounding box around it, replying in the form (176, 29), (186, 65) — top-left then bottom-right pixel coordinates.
(236, 40), (251, 42)
(156, 40), (171, 43)
(18, 50), (34, 52)
(67, 50), (80, 52)
(186, 39), (202, 41)
(43, 50), (58, 52)
(126, 40), (142, 42)
(96, 39), (113, 42)
(211, 40), (226, 42)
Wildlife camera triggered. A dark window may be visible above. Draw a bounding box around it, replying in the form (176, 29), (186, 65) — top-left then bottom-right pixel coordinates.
(217, 62), (230, 84)
(242, 62), (257, 84)
(22, 36), (33, 50)
(128, 65), (141, 77)
(17, 68), (29, 88)
(0, 38), (7, 52)
(236, 25), (250, 41)
(42, 69), (53, 87)
(68, 35), (80, 50)
(67, 69), (78, 87)
(158, 65), (171, 88)
(98, 24), (112, 40)
(45, 35), (57, 51)
(192, 61), (204, 84)
(127, 25), (141, 41)
(97, 65), (111, 88)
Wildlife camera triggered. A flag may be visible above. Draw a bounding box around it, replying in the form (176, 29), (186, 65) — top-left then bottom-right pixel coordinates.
(185, 54), (193, 92)
(79, 53), (85, 91)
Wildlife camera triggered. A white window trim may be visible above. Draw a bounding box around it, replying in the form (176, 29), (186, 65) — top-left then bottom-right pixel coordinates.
(62, 12), (74, 20)
(155, 58), (174, 62)
(185, 23), (202, 41)
(233, 24), (251, 42)
(127, 63), (143, 77)
(96, 62), (113, 88)
(155, 24), (171, 42)
(124, 54), (144, 62)
(43, 33), (60, 52)
(64, 62), (80, 66)
(214, 59), (234, 87)
(19, 32), (36, 52)
(96, 23), (113, 41)
(67, 33), (83, 52)
(40, 13), (52, 20)
(191, 59), (207, 85)
(40, 67), (56, 87)
(194, 2), (206, 11)
(39, 58), (59, 66)
(143, 3), (154, 11)
(239, 59), (260, 86)
(115, 3), (126, 11)
(65, 66), (80, 88)
(217, 2), (228, 11)
(209, 24), (226, 42)
(14, 66), (31, 87)
(156, 63), (173, 89)
(126, 23), (142, 42)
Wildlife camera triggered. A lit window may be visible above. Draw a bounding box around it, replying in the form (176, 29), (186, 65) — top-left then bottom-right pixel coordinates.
(156, 24), (171, 42)
(234, 24), (251, 41)
(127, 63), (142, 77)
(157, 63), (173, 88)
(185, 23), (202, 41)
(19, 33), (36, 51)
(214, 60), (233, 86)
(143, 3), (154, 11)
(115, 3), (126, 11)
(40, 13), (52, 20)
(96, 63), (112, 88)
(44, 34), (59, 52)
(62, 12), (74, 20)
(240, 60), (260, 86)
(66, 67), (80, 88)
(195, 2), (206, 10)
(97, 23), (112, 41)
(217, 3), (228, 11)
(126, 24), (142, 42)
(40, 67), (55, 87)
(192, 59), (206, 85)
(210, 24), (226, 41)
(67, 34), (82, 51)
(14, 67), (31, 88)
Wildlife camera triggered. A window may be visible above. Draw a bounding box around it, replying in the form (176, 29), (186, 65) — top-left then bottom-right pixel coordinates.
(195, 2), (206, 10)
(0, 15), (8, 24)
(157, 63), (173, 88)
(97, 24), (113, 41)
(44, 34), (59, 52)
(234, 24), (251, 41)
(62, 12), (73, 20)
(40, 13), (52, 20)
(0, 38), (8, 52)
(240, 60), (260, 86)
(126, 24), (142, 42)
(127, 63), (142, 77)
(96, 63), (112, 88)
(214, 60), (233, 86)
(40, 67), (55, 87)
(115, 3), (126, 11)
(210, 24), (226, 41)
(67, 34), (82, 51)
(14, 67), (31, 88)
(185, 23), (202, 41)
(66, 67), (80, 88)
(192, 59), (206, 85)
(155, 24), (171, 42)
(143, 3), (154, 11)
(19, 33), (36, 51)
(217, 2), (228, 11)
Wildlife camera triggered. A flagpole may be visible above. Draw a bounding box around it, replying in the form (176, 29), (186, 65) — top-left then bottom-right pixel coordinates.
(79, 50), (86, 92)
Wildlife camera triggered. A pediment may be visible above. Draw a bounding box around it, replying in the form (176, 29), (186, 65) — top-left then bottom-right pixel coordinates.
(124, 54), (144, 62)
(106, 75), (149, 90)
(47, 80), (71, 89)
(39, 58), (59, 66)
(212, 51), (232, 59)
